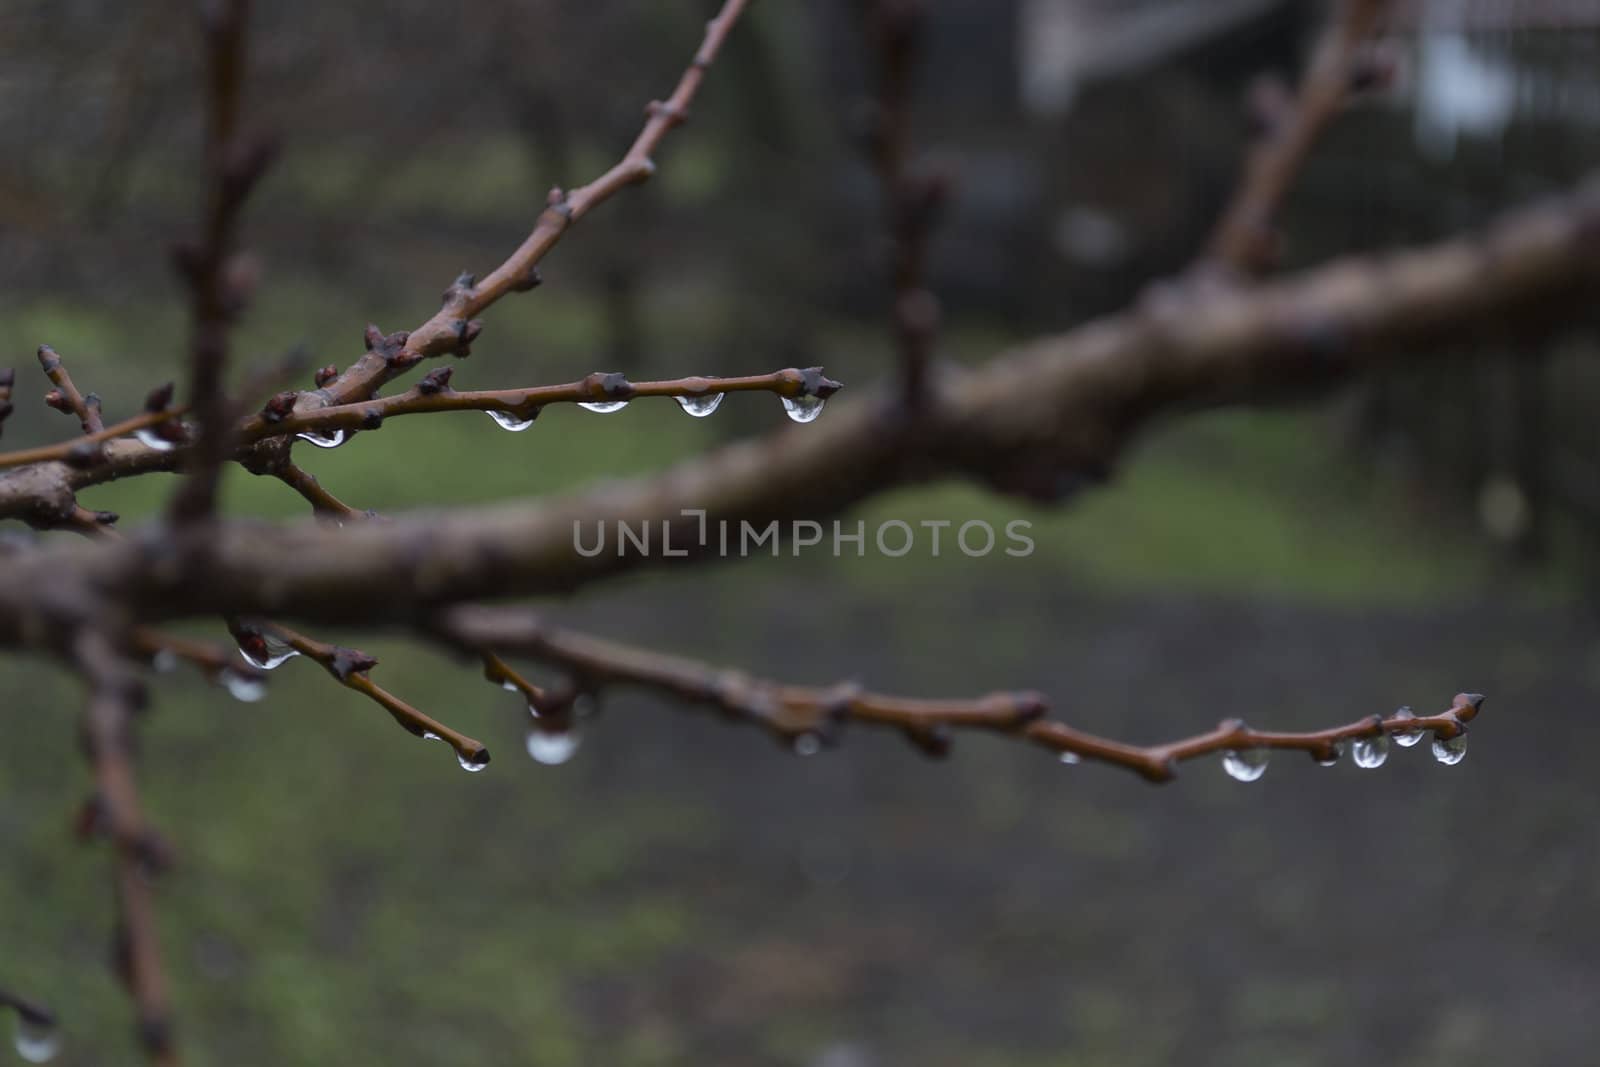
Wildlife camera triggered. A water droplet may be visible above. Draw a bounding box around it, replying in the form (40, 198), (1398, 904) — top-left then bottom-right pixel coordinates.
(486, 410), (536, 432)
(578, 400), (629, 414)
(1316, 743), (1344, 767)
(151, 649), (178, 674)
(781, 394), (826, 424)
(1352, 734), (1390, 769)
(421, 731), (441, 742)
(220, 668), (266, 703)
(457, 751), (490, 773)
(1431, 733), (1467, 765)
(238, 631), (299, 671)
(675, 393), (725, 418)
(500, 679), (520, 693)
(295, 428), (346, 449)
(1058, 751), (1081, 765)
(1392, 706), (1423, 747)
(1222, 749), (1269, 782)
(525, 726), (581, 765)
(792, 733), (823, 757)
(12, 1015), (59, 1064)
(135, 427), (176, 452)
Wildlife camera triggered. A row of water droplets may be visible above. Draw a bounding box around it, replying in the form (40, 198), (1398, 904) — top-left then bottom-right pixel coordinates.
(1218, 707), (1464, 782)
(11, 1013), (59, 1064)
(485, 388), (823, 435)
(128, 387), (826, 452)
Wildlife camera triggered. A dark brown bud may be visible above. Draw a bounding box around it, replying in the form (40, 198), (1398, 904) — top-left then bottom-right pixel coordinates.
(452, 318), (483, 357)
(799, 367), (844, 399)
(511, 265), (543, 293)
(260, 390), (300, 424)
(330, 648), (379, 682)
(418, 367), (453, 394)
(442, 270), (477, 305)
(314, 364), (339, 388)
(145, 382), (176, 412)
(369, 329), (411, 364)
(903, 723), (952, 759)
(583, 371), (635, 401)
(45, 389), (70, 413)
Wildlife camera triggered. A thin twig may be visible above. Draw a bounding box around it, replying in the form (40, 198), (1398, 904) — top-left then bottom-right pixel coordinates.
(1203, 0), (1392, 274)
(241, 366), (843, 444)
(73, 628), (178, 1065)
(169, 0), (273, 524)
(236, 621), (490, 768)
(38, 344), (106, 434)
(859, 0), (945, 408)
(289, 0), (754, 414)
(0, 404), (187, 472)
(274, 461), (365, 522)
(442, 606), (1483, 781)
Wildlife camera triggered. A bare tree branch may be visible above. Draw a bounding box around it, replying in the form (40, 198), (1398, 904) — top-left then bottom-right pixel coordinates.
(1204, 0), (1393, 274)
(282, 0), (753, 419)
(442, 606), (1483, 782)
(73, 628), (179, 1065)
(38, 344), (106, 434)
(169, 0), (274, 525)
(859, 0), (946, 407)
(3, 174), (1588, 625)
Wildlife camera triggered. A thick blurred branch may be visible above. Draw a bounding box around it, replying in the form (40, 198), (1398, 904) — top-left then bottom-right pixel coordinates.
(3, 174), (1591, 623)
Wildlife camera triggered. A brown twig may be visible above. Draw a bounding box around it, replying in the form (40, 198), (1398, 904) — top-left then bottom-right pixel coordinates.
(481, 649), (550, 708)
(273, 461), (365, 523)
(55, 504), (121, 536)
(169, 0), (274, 524)
(38, 344), (106, 434)
(240, 366), (844, 444)
(233, 621), (490, 770)
(859, 0), (945, 408)
(442, 607), (1482, 781)
(287, 0), (753, 416)
(72, 628), (178, 1065)
(1203, 0), (1392, 274)
(0, 399), (187, 472)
